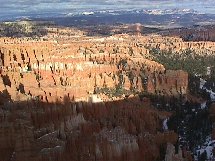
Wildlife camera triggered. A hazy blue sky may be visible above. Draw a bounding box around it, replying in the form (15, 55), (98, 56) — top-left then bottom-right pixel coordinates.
(0, 0), (214, 20)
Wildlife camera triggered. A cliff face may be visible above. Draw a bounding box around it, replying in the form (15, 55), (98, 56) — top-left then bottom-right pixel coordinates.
(0, 35), (190, 103)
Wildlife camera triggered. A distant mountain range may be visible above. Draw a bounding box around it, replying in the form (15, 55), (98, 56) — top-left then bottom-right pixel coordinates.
(40, 9), (215, 29)
(65, 8), (198, 16)
(1, 9), (215, 29)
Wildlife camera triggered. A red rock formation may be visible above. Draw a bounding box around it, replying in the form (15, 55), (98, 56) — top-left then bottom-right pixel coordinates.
(0, 31), (201, 161)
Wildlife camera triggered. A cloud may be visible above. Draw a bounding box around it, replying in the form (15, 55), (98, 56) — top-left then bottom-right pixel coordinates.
(0, 0), (211, 7)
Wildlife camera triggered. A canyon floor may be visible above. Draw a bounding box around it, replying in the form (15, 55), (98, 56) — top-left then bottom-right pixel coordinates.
(0, 22), (215, 161)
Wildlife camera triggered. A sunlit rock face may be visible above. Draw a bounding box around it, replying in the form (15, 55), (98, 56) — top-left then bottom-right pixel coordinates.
(0, 34), (191, 103)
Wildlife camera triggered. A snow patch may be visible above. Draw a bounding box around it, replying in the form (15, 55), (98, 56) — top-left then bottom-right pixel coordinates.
(195, 137), (215, 160)
(205, 89), (215, 102)
(163, 118), (169, 131)
(90, 95), (103, 103)
(200, 78), (206, 89)
(201, 102), (207, 109)
(200, 78), (215, 101)
(82, 12), (94, 15)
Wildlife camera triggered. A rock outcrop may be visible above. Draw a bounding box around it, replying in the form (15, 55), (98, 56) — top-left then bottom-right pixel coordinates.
(0, 34), (191, 104)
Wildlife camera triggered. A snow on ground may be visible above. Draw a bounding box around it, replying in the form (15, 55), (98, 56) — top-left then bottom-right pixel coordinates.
(201, 101), (207, 109)
(205, 89), (215, 102)
(195, 136), (215, 161)
(163, 118), (169, 131)
(82, 12), (94, 15)
(199, 78), (215, 102)
(210, 90), (215, 102)
(91, 95), (104, 103)
(200, 78), (207, 89)
(37, 131), (58, 140)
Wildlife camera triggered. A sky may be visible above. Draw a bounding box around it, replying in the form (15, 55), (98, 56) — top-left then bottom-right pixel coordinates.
(0, 0), (215, 20)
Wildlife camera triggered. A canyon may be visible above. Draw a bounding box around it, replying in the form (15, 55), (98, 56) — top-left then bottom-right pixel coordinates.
(0, 22), (215, 161)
